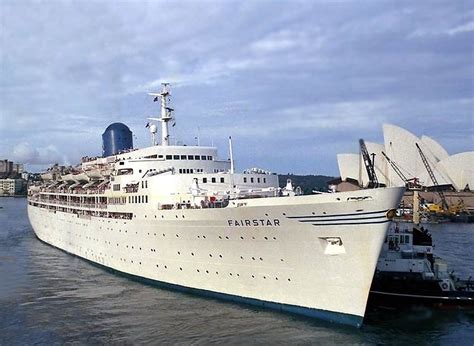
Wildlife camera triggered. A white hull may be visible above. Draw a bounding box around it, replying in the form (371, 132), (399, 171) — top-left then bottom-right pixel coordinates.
(28, 187), (403, 326)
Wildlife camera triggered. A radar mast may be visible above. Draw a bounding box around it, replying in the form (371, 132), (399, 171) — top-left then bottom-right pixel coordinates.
(148, 83), (174, 146)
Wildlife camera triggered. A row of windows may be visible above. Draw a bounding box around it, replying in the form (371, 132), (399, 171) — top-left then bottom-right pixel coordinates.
(202, 177), (225, 183)
(178, 168), (204, 174)
(129, 195), (148, 204)
(108, 197), (126, 204)
(243, 177), (266, 184)
(166, 155), (212, 161)
(142, 154), (213, 160)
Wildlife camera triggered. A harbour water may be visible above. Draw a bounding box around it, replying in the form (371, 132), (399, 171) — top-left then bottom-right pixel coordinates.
(1, 198), (473, 344)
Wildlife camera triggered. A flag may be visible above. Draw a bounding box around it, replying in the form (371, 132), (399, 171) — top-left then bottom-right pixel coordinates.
(153, 96), (159, 102)
(145, 122), (150, 128)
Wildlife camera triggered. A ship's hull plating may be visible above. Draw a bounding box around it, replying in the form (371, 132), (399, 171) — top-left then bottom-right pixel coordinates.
(28, 187), (404, 327)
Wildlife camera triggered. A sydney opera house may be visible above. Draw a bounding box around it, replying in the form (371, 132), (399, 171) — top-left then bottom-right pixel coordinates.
(336, 124), (473, 192)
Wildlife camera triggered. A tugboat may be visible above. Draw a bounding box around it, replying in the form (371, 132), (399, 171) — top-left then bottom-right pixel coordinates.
(369, 191), (474, 308)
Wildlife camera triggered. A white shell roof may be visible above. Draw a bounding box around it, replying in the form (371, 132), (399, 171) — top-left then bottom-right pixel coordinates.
(337, 124), (472, 191)
(436, 152), (474, 191)
(337, 153), (363, 182)
(382, 124), (450, 187)
(421, 135), (449, 162)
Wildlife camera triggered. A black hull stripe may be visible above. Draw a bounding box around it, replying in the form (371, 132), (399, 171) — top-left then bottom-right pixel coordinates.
(298, 215), (387, 223)
(287, 209), (389, 219)
(311, 219), (391, 226)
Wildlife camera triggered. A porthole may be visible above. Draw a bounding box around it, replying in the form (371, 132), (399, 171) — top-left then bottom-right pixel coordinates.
(252, 257), (255, 260)
(225, 236), (229, 239)
(259, 257), (263, 261)
(197, 269), (200, 273)
(275, 277), (278, 280)
(191, 252), (194, 256)
(264, 237), (268, 240)
(180, 267), (183, 271)
(219, 236), (222, 239)
(164, 266), (167, 269)
(263, 276), (266, 279)
(251, 275), (255, 278)
(216, 271), (219, 275)
(240, 236), (244, 240)
(209, 254), (212, 257)
(240, 256), (244, 260)
(206, 270), (209, 274)
(273, 237), (276, 240)
(288, 278), (291, 282)
(229, 273), (233, 276)
(219, 254), (222, 258)
(178, 251), (181, 255)
(176, 234), (179, 238)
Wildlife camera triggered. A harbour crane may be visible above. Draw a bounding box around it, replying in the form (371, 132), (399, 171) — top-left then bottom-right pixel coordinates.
(381, 151), (421, 189)
(415, 143), (450, 212)
(359, 139), (379, 188)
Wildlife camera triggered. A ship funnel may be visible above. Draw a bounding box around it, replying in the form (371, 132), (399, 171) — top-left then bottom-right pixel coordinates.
(102, 122), (133, 157)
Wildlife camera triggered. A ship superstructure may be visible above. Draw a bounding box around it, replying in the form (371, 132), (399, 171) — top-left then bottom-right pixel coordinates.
(28, 84), (404, 327)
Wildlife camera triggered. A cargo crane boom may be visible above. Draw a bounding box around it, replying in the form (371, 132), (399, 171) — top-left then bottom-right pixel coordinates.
(415, 143), (449, 211)
(359, 139), (379, 188)
(381, 151), (420, 188)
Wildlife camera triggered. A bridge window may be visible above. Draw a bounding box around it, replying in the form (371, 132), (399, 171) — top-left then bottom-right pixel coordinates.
(166, 155), (172, 160)
(188, 155), (194, 160)
(211, 177), (216, 183)
(173, 155), (180, 160)
(244, 177), (247, 183)
(263, 178), (266, 183)
(257, 178), (260, 183)
(201, 155), (207, 160)
(220, 177), (224, 183)
(251, 178), (254, 183)
(203, 178), (207, 183)
(181, 155), (186, 160)
(194, 155), (200, 160)
(207, 156), (212, 160)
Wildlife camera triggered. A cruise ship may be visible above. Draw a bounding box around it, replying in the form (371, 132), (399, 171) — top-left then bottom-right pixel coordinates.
(27, 84), (404, 327)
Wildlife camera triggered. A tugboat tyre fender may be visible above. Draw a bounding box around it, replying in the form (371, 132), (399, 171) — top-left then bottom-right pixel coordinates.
(441, 282), (449, 290)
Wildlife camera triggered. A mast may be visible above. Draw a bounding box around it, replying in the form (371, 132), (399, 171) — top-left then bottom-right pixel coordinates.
(148, 83), (174, 146)
(229, 136), (235, 174)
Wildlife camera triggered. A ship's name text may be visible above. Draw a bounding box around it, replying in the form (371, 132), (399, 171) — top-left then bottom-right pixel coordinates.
(227, 219), (280, 227)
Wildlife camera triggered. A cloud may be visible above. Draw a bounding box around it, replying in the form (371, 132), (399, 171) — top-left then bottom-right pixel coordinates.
(0, 1), (472, 175)
(12, 142), (63, 165)
(446, 21), (474, 35)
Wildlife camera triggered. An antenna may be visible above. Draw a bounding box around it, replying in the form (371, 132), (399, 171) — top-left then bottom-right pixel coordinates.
(148, 83), (174, 146)
(229, 136), (235, 174)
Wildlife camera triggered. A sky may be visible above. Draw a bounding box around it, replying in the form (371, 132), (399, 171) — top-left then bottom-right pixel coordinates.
(0, 0), (473, 175)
